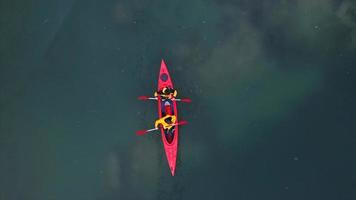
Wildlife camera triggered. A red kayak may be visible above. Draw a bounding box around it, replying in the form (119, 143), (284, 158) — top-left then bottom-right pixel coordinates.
(157, 60), (179, 176)
(137, 59), (190, 176)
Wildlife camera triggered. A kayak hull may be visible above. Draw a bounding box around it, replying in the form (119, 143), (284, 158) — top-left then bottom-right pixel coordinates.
(157, 60), (178, 176)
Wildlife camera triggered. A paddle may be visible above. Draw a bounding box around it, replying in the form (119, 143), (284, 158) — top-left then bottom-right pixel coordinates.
(138, 96), (192, 103)
(138, 96), (157, 100)
(136, 120), (188, 136)
(174, 98), (192, 103)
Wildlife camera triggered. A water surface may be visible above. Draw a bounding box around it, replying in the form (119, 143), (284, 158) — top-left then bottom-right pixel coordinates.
(1, 0), (356, 199)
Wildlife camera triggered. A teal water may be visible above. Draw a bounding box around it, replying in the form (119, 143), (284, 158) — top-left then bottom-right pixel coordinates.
(1, 0), (356, 199)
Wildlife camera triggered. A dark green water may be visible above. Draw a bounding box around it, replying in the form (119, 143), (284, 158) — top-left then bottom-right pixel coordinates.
(1, 0), (356, 199)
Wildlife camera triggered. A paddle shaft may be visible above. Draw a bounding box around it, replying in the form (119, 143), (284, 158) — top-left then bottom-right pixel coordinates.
(139, 96), (191, 102)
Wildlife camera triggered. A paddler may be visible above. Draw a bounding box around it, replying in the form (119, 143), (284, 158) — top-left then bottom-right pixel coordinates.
(154, 87), (177, 99)
(155, 115), (177, 130)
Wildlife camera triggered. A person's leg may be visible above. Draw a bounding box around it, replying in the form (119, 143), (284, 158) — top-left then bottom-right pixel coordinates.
(161, 100), (166, 116)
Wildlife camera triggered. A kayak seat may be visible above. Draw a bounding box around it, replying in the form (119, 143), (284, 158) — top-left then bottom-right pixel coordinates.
(161, 99), (174, 116)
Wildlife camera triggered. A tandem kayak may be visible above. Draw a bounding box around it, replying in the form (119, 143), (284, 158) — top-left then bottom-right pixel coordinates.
(157, 60), (179, 176)
(137, 59), (191, 176)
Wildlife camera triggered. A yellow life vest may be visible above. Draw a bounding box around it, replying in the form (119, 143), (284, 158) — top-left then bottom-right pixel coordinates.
(155, 87), (178, 99)
(155, 115), (177, 129)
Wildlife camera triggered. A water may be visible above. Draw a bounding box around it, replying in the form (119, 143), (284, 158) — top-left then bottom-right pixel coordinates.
(1, 0), (356, 199)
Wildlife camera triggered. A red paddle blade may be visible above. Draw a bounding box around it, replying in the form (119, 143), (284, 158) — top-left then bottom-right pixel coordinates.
(180, 98), (192, 103)
(177, 120), (188, 126)
(138, 96), (149, 100)
(136, 130), (148, 135)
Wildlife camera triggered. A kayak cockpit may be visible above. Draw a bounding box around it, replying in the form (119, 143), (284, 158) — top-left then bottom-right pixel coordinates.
(161, 99), (175, 143)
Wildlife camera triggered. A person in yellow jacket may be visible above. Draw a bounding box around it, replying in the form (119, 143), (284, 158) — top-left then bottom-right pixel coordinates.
(155, 115), (177, 130)
(154, 87), (177, 99)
